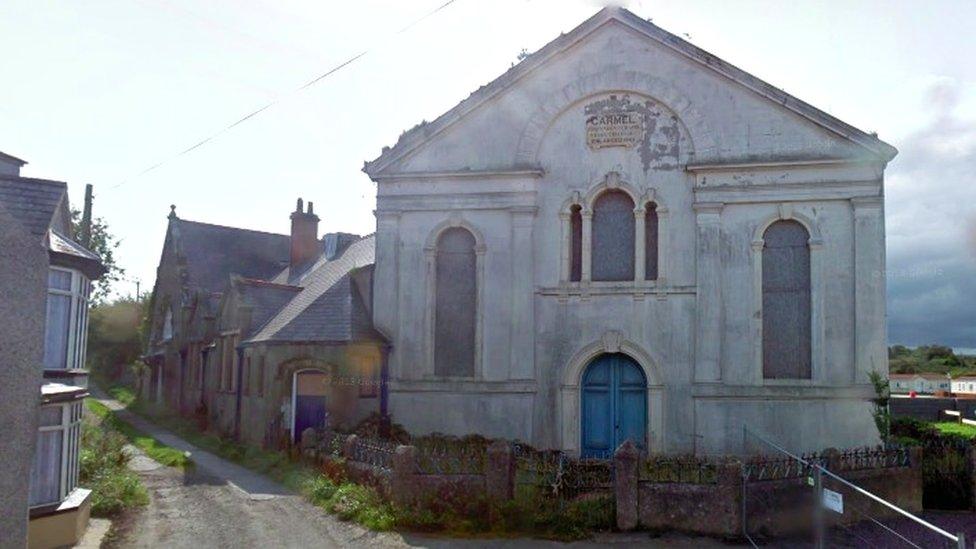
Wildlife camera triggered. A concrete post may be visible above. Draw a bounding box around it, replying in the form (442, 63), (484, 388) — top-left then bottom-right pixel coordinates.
(342, 434), (358, 460)
(392, 445), (418, 506)
(486, 440), (515, 502)
(967, 446), (976, 512)
(614, 440), (640, 531)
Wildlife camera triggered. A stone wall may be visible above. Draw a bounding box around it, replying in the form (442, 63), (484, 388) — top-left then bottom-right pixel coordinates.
(617, 443), (925, 538)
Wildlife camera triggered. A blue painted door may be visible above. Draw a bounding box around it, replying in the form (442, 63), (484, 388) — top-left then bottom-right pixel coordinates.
(581, 354), (647, 458)
(294, 395), (326, 443)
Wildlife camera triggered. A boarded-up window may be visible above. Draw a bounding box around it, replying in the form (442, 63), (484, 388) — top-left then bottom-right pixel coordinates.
(762, 220), (811, 379)
(434, 227), (477, 377)
(570, 205), (582, 282)
(591, 190), (635, 281)
(644, 203), (658, 280)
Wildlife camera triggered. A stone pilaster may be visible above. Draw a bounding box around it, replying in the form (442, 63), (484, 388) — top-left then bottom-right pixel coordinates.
(852, 196), (886, 384)
(694, 202), (723, 383)
(510, 207), (537, 380)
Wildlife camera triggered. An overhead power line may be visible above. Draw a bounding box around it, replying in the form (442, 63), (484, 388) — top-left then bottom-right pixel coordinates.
(112, 0), (459, 190)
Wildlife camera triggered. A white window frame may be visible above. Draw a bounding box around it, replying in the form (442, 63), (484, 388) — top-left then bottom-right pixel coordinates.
(44, 267), (91, 371)
(29, 400), (83, 508)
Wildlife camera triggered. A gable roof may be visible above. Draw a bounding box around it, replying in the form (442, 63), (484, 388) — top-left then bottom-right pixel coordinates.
(364, 7), (896, 177)
(172, 218), (290, 294)
(247, 235), (380, 344)
(0, 175), (67, 237)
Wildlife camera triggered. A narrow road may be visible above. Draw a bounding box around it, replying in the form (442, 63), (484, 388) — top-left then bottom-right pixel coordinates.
(93, 394), (407, 548)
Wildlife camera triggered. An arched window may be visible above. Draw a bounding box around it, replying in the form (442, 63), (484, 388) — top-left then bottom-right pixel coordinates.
(569, 205), (582, 282)
(762, 220), (811, 379)
(434, 227), (477, 377)
(644, 203), (658, 281)
(591, 190), (635, 281)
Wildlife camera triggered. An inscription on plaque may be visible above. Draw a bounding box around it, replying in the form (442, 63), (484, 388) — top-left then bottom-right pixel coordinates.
(586, 110), (644, 149)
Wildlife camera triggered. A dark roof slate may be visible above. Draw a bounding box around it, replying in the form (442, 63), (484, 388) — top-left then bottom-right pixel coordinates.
(175, 219), (290, 294)
(248, 235), (378, 344)
(234, 278), (302, 338)
(0, 175), (67, 237)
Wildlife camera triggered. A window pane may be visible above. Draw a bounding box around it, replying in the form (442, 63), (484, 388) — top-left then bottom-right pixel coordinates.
(591, 190), (635, 281)
(48, 269), (71, 291)
(570, 206), (582, 282)
(434, 228), (477, 377)
(644, 204), (658, 280)
(762, 220), (811, 379)
(38, 406), (62, 427)
(29, 430), (62, 506)
(44, 293), (71, 370)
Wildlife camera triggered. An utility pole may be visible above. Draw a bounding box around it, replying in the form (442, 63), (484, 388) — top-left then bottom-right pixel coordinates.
(80, 184), (93, 248)
(135, 279), (140, 300)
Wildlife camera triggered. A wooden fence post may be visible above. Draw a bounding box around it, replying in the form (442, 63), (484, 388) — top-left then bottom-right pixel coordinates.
(614, 440), (640, 531)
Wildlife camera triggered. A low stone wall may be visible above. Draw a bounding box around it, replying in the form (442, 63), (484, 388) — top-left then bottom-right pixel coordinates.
(892, 397), (959, 420)
(617, 442), (925, 538)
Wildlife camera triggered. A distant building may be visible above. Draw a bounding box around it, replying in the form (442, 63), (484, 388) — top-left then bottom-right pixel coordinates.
(0, 151), (105, 548)
(951, 377), (976, 395)
(889, 373), (950, 395)
(143, 200), (384, 448)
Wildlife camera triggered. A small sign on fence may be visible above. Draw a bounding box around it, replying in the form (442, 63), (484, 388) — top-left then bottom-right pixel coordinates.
(822, 488), (844, 514)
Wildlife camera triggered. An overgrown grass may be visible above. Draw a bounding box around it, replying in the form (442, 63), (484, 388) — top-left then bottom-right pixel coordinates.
(85, 399), (192, 469)
(933, 421), (976, 439)
(80, 414), (148, 516)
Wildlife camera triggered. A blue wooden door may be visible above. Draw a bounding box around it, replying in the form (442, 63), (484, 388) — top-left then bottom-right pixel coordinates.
(294, 395), (326, 442)
(581, 354), (647, 458)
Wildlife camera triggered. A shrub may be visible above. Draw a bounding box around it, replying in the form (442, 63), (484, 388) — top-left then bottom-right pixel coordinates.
(79, 419), (148, 516)
(921, 448), (973, 510)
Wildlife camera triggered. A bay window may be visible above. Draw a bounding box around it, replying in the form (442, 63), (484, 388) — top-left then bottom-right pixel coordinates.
(43, 268), (91, 371)
(29, 400), (83, 507)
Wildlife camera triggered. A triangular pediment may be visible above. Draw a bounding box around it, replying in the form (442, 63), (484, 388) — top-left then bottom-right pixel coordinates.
(364, 7), (895, 178)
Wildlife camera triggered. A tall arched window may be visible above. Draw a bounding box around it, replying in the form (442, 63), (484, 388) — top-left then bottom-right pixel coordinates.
(644, 203), (658, 281)
(434, 227), (477, 377)
(569, 205), (582, 282)
(762, 220), (811, 379)
(591, 190), (635, 281)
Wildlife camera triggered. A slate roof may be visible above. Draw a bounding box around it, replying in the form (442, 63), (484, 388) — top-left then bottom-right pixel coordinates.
(174, 219), (290, 294)
(248, 235), (380, 344)
(0, 175), (67, 237)
(49, 229), (101, 262)
(233, 278), (302, 338)
(364, 7), (896, 177)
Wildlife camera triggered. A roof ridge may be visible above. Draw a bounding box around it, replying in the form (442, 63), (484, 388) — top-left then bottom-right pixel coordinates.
(237, 277), (302, 291)
(0, 174), (68, 188)
(178, 218), (289, 239)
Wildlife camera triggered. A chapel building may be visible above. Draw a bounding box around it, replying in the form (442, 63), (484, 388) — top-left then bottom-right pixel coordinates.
(363, 7), (896, 455)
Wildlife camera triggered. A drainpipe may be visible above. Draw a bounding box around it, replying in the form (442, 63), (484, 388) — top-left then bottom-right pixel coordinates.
(379, 344), (391, 438)
(234, 346), (244, 440)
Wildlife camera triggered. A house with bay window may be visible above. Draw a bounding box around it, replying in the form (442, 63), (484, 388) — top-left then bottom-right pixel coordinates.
(0, 151), (104, 548)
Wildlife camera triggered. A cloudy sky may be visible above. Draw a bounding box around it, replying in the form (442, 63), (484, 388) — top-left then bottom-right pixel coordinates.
(1, 0), (973, 351)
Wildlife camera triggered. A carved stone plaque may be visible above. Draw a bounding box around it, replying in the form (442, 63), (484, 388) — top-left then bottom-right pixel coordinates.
(586, 109), (644, 149)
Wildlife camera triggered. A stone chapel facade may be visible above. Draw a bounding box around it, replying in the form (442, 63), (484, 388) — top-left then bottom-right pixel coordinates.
(363, 8), (896, 455)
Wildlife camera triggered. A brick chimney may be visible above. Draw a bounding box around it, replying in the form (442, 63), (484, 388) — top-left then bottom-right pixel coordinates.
(290, 198), (319, 267)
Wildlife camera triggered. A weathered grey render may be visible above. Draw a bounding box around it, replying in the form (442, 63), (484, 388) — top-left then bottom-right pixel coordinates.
(363, 7), (895, 454)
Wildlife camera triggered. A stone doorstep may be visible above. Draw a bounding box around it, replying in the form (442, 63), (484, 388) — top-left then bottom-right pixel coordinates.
(29, 487), (92, 519)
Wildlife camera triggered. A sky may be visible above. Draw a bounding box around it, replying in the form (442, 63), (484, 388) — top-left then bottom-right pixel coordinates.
(1, 0), (974, 351)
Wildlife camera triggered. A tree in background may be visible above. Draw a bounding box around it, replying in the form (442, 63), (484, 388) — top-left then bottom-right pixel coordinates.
(71, 209), (124, 305)
(86, 297), (148, 384)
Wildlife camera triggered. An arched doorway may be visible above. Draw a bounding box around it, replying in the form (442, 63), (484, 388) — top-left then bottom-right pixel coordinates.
(581, 353), (647, 458)
(292, 370), (328, 443)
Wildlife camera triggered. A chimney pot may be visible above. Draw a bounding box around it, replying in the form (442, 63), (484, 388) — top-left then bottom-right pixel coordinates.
(290, 199), (320, 268)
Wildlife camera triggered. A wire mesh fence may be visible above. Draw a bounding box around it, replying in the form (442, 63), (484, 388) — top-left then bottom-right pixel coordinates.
(742, 426), (967, 549)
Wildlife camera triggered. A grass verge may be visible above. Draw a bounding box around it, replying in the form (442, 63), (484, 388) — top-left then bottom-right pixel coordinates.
(80, 411), (149, 516)
(933, 421), (976, 439)
(86, 399), (192, 469)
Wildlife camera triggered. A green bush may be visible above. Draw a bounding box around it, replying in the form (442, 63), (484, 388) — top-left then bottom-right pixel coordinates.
(79, 419), (148, 516)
